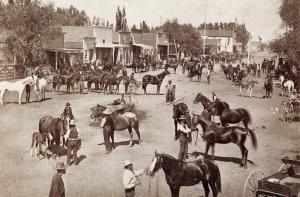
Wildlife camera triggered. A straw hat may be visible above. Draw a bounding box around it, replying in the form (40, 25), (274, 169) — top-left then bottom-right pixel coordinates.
(178, 115), (187, 120)
(69, 119), (76, 125)
(56, 162), (66, 170)
(103, 108), (112, 115)
(123, 160), (132, 167)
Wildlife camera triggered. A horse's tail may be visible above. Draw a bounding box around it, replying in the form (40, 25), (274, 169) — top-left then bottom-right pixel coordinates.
(39, 118), (44, 133)
(242, 108), (252, 124)
(216, 166), (222, 193)
(248, 129), (257, 150)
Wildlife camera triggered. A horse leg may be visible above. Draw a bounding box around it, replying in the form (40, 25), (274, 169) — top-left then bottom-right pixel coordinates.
(170, 186), (180, 197)
(128, 127), (133, 147)
(205, 143), (210, 158)
(211, 143), (215, 160)
(110, 129), (114, 149)
(133, 123), (142, 144)
(202, 180), (210, 197)
(208, 181), (218, 197)
(19, 90), (23, 104)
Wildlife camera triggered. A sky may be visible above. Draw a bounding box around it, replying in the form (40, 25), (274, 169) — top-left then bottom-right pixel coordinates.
(4, 0), (283, 42)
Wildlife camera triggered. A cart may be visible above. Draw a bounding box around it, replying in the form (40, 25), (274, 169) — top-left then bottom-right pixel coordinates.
(280, 100), (300, 122)
(244, 155), (300, 197)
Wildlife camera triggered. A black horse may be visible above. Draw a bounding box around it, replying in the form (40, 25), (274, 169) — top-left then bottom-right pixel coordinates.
(189, 64), (204, 81)
(208, 99), (252, 131)
(142, 68), (170, 94)
(193, 93), (229, 118)
(148, 151), (222, 197)
(39, 115), (68, 147)
(191, 114), (257, 168)
(172, 102), (191, 139)
(264, 76), (273, 99)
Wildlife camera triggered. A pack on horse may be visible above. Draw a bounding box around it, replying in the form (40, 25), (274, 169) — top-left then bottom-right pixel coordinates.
(142, 68), (170, 94)
(264, 76), (273, 99)
(90, 105), (142, 147)
(39, 115), (68, 147)
(191, 114), (257, 168)
(148, 151), (222, 197)
(208, 99), (252, 132)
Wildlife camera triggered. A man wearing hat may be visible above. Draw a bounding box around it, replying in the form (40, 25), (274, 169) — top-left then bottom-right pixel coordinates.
(177, 115), (191, 161)
(165, 80), (174, 103)
(65, 119), (80, 166)
(100, 108), (114, 154)
(123, 160), (147, 197)
(61, 102), (74, 130)
(49, 162), (66, 197)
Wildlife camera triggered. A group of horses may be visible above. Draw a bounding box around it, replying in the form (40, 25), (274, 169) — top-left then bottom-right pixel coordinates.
(181, 59), (212, 82)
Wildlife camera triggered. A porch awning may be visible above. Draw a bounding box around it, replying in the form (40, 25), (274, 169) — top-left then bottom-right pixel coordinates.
(132, 43), (153, 50)
(95, 43), (114, 48)
(112, 44), (131, 48)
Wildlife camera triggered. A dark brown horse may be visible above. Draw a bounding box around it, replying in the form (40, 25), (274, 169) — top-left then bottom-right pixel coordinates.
(208, 99), (252, 131)
(263, 76), (273, 99)
(90, 105), (141, 147)
(149, 151), (221, 197)
(103, 75), (124, 94)
(189, 64), (204, 81)
(39, 116), (68, 147)
(56, 72), (79, 94)
(142, 69), (170, 94)
(191, 114), (257, 168)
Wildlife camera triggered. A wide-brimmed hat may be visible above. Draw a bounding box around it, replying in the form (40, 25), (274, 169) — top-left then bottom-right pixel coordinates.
(103, 108), (112, 115)
(56, 162), (66, 170)
(178, 115), (186, 120)
(65, 102), (71, 106)
(123, 160), (132, 167)
(168, 80), (172, 83)
(69, 119), (76, 125)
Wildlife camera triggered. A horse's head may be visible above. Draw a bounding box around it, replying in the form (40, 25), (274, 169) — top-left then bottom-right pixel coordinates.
(90, 104), (106, 120)
(193, 93), (202, 104)
(149, 151), (163, 177)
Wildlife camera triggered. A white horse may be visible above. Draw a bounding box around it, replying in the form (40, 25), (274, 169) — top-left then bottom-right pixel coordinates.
(279, 75), (285, 85)
(0, 75), (38, 105)
(283, 80), (295, 93)
(36, 77), (47, 101)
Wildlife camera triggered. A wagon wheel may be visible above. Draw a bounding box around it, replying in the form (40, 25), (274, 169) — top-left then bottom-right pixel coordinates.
(280, 101), (294, 122)
(243, 169), (265, 197)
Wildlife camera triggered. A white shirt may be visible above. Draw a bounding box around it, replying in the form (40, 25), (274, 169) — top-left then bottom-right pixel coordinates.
(177, 123), (191, 134)
(123, 169), (145, 189)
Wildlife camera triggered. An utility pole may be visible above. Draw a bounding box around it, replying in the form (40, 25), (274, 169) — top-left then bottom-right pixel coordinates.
(202, 0), (207, 56)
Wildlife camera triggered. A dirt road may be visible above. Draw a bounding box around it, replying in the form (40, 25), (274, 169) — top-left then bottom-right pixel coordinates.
(0, 55), (299, 197)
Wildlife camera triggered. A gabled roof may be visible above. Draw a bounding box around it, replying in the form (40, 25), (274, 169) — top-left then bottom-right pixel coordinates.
(198, 30), (234, 37)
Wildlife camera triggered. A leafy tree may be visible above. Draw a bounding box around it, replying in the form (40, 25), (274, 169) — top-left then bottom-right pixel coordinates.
(235, 23), (250, 52)
(51, 5), (89, 26)
(115, 6), (128, 31)
(140, 21), (150, 33)
(0, 0), (59, 66)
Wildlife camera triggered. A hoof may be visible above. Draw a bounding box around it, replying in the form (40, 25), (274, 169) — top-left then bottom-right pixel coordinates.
(128, 143), (133, 147)
(244, 165), (248, 169)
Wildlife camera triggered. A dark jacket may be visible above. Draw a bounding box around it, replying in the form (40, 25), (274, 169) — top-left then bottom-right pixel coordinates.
(63, 106), (74, 119)
(49, 174), (65, 197)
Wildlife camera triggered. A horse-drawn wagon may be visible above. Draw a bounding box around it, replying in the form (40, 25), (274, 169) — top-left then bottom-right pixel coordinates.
(280, 99), (300, 122)
(244, 155), (300, 197)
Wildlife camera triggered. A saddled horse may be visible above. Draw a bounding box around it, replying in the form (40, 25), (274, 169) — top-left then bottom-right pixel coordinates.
(208, 99), (252, 131)
(90, 105), (142, 147)
(36, 77), (47, 101)
(191, 114), (257, 168)
(189, 64), (204, 81)
(0, 75), (38, 105)
(149, 151), (222, 197)
(264, 76), (273, 99)
(193, 93), (229, 121)
(39, 115), (68, 147)
(103, 75), (124, 94)
(142, 69), (170, 94)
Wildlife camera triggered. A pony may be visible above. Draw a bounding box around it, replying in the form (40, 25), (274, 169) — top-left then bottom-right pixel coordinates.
(148, 151), (222, 197)
(0, 75), (38, 105)
(30, 132), (49, 157)
(208, 99), (252, 131)
(283, 80), (295, 93)
(90, 105), (142, 147)
(39, 116), (68, 147)
(263, 76), (273, 99)
(142, 69), (170, 94)
(191, 114), (257, 168)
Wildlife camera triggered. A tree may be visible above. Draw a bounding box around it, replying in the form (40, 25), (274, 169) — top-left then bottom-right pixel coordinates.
(51, 5), (89, 26)
(235, 23), (250, 52)
(271, 0), (300, 65)
(115, 6), (128, 31)
(140, 21), (150, 33)
(0, 0), (59, 66)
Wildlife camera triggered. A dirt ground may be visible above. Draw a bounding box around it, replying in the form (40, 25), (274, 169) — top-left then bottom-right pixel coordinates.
(0, 51), (299, 197)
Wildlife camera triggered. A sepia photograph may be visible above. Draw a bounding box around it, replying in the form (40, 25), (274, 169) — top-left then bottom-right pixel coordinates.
(0, 0), (299, 196)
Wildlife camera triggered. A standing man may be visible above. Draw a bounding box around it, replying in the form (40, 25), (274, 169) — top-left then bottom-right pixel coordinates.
(123, 160), (147, 197)
(100, 108), (114, 154)
(79, 71), (85, 94)
(207, 67), (211, 84)
(61, 102), (74, 130)
(176, 115), (191, 161)
(49, 162), (66, 197)
(165, 80), (173, 103)
(65, 119), (80, 166)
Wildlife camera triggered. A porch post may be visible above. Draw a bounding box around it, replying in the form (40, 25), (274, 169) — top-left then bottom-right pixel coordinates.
(55, 51), (58, 70)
